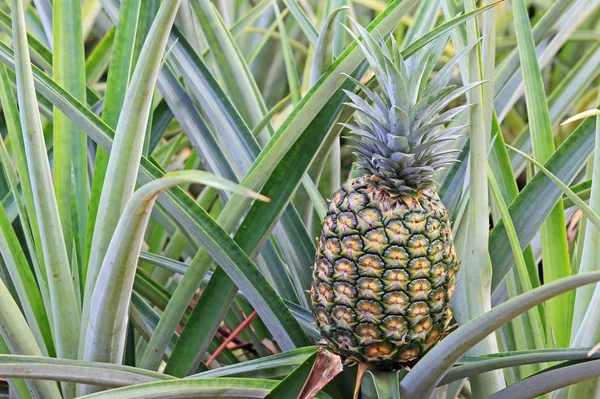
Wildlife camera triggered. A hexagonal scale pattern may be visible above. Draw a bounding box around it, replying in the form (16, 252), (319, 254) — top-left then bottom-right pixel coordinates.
(311, 176), (459, 367)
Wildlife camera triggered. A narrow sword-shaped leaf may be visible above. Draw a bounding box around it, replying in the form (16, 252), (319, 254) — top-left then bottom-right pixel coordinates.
(442, 348), (600, 384)
(137, 248), (213, 371)
(512, 0), (571, 347)
(310, 7), (349, 85)
(82, 0), (103, 39)
(490, 115), (596, 293)
(53, 0), (87, 274)
(0, 275), (61, 397)
(229, 0), (275, 37)
(80, 0), (182, 363)
(488, 127), (546, 378)
(81, 171), (266, 395)
(400, 271), (600, 399)
(0, 9), (52, 70)
(489, 114), (541, 292)
(10, 0), (80, 375)
(493, 0), (572, 97)
(156, 62), (238, 181)
(495, 0), (599, 122)
(32, 0), (52, 46)
(280, 0), (318, 46)
(84, 0), (141, 289)
(0, 37), (314, 374)
(489, 360), (600, 399)
(189, 0), (272, 144)
(251, 91), (296, 137)
(85, 27), (115, 85)
(78, 379), (331, 399)
(190, 347), (319, 379)
(130, 0), (158, 70)
(401, 0), (440, 47)
(451, 0), (504, 395)
(0, 196), (52, 357)
(274, 3), (301, 104)
(165, 1), (501, 377)
(0, 63), (53, 355)
(488, 163), (545, 351)
(0, 354), (173, 387)
(562, 179), (592, 208)
(507, 146), (600, 230)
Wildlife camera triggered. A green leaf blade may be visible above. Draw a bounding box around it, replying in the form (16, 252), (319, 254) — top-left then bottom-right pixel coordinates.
(512, 0), (571, 347)
(10, 0), (80, 375)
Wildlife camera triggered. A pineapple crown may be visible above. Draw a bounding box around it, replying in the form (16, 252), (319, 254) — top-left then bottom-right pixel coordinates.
(342, 20), (480, 196)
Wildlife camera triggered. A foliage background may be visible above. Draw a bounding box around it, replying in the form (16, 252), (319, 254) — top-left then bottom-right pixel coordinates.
(1, 0), (600, 398)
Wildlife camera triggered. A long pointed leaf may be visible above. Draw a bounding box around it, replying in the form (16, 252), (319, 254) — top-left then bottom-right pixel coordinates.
(84, 0), (141, 289)
(490, 117), (596, 293)
(0, 272), (61, 397)
(400, 271), (600, 398)
(80, 0), (183, 366)
(79, 378), (330, 399)
(11, 0), (79, 372)
(512, 0), (571, 348)
(53, 0), (87, 271)
(82, 171), (266, 395)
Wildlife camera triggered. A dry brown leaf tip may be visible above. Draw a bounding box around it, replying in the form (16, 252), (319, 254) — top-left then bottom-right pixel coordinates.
(298, 349), (343, 399)
(353, 362), (370, 399)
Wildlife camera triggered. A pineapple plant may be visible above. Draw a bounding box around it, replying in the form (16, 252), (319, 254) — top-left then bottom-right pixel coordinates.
(3, 0), (600, 398)
(311, 25), (474, 368)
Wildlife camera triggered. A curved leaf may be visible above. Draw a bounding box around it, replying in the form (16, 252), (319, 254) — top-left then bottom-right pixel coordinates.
(400, 271), (600, 398)
(190, 347), (319, 379)
(0, 65), (53, 356)
(490, 116), (595, 293)
(11, 0), (79, 369)
(0, 38), (316, 371)
(85, 0), (142, 298)
(310, 7), (349, 85)
(82, 170), (266, 391)
(0, 355), (172, 387)
(364, 370), (401, 399)
(442, 348), (600, 384)
(281, 0), (318, 46)
(0, 273), (61, 397)
(80, 0), (183, 359)
(507, 145), (600, 230)
(512, 0), (571, 347)
(488, 360), (600, 399)
(78, 378), (329, 399)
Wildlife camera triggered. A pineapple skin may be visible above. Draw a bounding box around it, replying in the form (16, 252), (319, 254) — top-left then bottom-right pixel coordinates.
(311, 176), (458, 367)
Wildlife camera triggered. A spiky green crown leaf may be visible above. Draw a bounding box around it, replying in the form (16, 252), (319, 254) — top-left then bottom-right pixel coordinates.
(343, 20), (478, 196)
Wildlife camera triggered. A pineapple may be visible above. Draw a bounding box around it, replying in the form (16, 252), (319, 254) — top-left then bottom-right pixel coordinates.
(311, 24), (477, 368)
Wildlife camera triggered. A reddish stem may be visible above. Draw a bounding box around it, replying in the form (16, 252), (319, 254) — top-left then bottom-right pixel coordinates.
(206, 311), (258, 366)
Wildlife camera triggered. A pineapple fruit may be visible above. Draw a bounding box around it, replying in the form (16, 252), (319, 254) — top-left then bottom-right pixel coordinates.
(311, 24), (476, 368)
